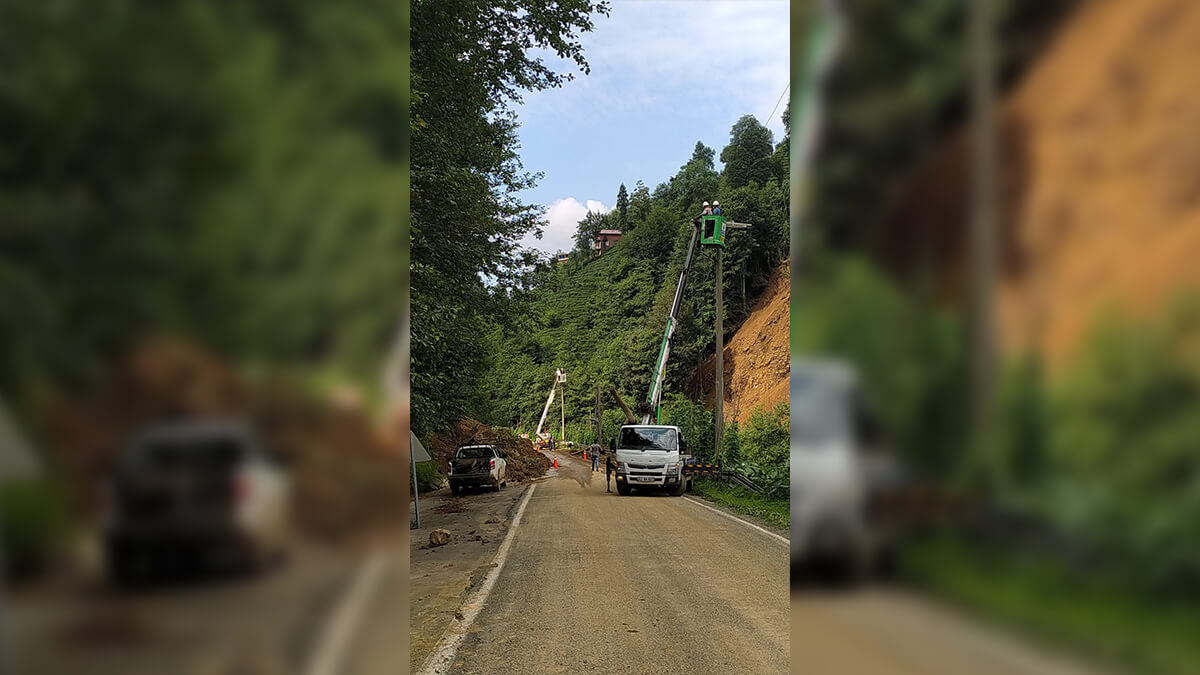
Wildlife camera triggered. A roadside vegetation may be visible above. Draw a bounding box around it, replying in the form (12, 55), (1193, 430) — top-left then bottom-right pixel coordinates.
(691, 480), (789, 531)
(797, 251), (1200, 672)
(789, 2), (1200, 670)
(664, 398), (789, 529)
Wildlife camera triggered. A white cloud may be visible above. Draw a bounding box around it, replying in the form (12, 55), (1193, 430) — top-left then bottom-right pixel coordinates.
(522, 197), (610, 256)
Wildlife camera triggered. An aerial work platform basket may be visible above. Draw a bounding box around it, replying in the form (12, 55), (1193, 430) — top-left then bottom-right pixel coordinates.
(699, 214), (726, 247)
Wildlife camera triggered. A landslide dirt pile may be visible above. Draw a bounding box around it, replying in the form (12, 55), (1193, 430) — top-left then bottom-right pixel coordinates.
(693, 260), (790, 425)
(48, 338), (407, 542)
(878, 0), (1200, 367)
(429, 419), (550, 483)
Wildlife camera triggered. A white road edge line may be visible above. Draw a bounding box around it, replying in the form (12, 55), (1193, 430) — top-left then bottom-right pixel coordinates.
(417, 482), (537, 675)
(303, 548), (391, 675)
(683, 496), (789, 547)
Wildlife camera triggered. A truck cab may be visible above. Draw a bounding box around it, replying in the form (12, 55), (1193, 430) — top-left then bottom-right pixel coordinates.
(612, 424), (692, 496)
(791, 360), (905, 582)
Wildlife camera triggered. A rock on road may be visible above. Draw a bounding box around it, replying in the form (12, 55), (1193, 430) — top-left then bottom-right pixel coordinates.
(433, 452), (790, 674)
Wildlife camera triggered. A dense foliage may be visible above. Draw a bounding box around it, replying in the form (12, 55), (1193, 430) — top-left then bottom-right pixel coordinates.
(475, 114), (788, 441)
(0, 1), (409, 414)
(409, 0), (610, 436)
(806, 0), (1078, 254)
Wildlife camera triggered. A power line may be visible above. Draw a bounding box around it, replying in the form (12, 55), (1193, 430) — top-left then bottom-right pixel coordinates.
(765, 82), (790, 126)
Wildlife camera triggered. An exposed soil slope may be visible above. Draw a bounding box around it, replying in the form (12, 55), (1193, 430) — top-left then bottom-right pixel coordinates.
(693, 260), (790, 425)
(879, 0), (1200, 367)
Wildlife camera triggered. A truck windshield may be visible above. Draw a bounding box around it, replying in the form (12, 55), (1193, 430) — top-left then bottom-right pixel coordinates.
(792, 376), (848, 445)
(618, 428), (677, 451)
(134, 438), (247, 469)
(455, 446), (494, 458)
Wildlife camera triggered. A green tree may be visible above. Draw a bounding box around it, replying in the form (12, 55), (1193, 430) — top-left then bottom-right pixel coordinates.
(691, 141), (716, 170)
(0, 1), (410, 409)
(719, 116), (778, 189)
(740, 403), (790, 465)
(615, 183), (629, 229)
(410, 0), (610, 435)
(572, 210), (611, 257)
(628, 180), (652, 225)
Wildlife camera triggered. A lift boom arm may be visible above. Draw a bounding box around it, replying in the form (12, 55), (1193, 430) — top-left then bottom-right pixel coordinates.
(643, 222), (701, 423)
(535, 380), (557, 440)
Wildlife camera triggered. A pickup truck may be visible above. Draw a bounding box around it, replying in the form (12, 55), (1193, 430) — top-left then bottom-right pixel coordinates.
(102, 419), (290, 586)
(612, 424), (692, 496)
(448, 444), (507, 494)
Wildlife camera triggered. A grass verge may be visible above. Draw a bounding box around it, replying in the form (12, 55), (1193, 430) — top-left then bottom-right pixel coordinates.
(901, 535), (1200, 675)
(690, 478), (788, 530)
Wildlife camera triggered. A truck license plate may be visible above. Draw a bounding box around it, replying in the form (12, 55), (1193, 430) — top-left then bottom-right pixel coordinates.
(636, 477), (655, 483)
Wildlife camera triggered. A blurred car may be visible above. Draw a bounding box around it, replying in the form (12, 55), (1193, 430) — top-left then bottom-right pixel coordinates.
(102, 419), (290, 585)
(448, 444), (507, 494)
(791, 360), (906, 583)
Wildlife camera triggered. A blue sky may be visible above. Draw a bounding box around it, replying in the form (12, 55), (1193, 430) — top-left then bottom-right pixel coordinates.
(514, 1), (790, 255)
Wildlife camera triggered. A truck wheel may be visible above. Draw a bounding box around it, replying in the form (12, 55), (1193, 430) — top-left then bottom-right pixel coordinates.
(106, 542), (141, 588)
(450, 484), (461, 496)
(616, 482), (631, 496)
(670, 479), (686, 496)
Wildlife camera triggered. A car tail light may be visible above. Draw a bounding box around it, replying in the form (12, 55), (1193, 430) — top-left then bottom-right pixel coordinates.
(490, 459), (496, 470)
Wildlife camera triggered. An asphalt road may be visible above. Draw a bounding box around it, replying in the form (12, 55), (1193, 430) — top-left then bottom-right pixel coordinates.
(422, 452), (791, 675)
(6, 538), (401, 675)
(792, 589), (1112, 675)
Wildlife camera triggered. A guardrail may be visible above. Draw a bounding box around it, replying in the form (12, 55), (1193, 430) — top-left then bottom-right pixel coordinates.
(683, 461), (764, 494)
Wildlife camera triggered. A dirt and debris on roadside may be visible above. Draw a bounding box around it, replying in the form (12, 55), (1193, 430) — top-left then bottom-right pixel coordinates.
(429, 419), (550, 484)
(46, 337), (408, 543)
(433, 497), (469, 514)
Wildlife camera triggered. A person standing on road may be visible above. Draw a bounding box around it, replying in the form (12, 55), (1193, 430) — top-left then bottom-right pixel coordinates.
(591, 446), (600, 472)
(605, 452), (616, 492)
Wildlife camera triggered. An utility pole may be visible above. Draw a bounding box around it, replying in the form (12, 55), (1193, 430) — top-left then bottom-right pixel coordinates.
(712, 220), (750, 462)
(714, 248), (725, 461)
(968, 0), (998, 480)
(560, 383), (566, 447)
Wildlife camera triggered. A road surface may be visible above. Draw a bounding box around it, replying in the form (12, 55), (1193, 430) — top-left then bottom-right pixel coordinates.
(417, 451), (790, 674)
(7, 451), (1113, 675)
(792, 589), (1114, 674)
(6, 537), (407, 675)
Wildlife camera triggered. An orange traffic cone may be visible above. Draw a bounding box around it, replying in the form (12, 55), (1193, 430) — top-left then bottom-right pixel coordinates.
(583, 451), (588, 460)
(553, 458), (558, 468)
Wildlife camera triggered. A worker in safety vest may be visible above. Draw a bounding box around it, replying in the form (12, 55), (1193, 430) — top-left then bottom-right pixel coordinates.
(712, 201), (722, 215)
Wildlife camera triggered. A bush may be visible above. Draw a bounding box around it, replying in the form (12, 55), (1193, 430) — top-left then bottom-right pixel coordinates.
(740, 403), (789, 465)
(415, 460), (442, 491)
(1034, 297), (1200, 599)
(660, 393), (715, 461)
(792, 257), (967, 477)
(720, 419), (741, 464)
(1, 477), (67, 578)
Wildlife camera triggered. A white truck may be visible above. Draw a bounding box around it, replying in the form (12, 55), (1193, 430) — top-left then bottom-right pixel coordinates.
(790, 360), (905, 581)
(611, 424), (693, 496)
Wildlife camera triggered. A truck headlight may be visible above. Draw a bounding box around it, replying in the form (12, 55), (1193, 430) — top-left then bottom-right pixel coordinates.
(618, 461), (628, 472)
(665, 463), (679, 473)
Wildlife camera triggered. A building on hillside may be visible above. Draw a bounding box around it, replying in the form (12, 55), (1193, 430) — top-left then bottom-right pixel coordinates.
(594, 229), (622, 256)
(555, 251), (570, 264)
